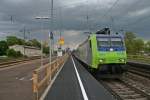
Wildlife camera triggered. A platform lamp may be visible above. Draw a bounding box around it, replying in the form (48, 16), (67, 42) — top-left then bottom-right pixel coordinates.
(35, 16), (50, 67)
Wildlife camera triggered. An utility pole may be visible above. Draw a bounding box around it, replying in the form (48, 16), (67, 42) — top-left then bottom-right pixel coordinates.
(48, 0), (54, 82)
(23, 26), (26, 56)
(86, 0), (90, 33)
(59, 7), (63, 49)
(27, 31), (31, 40)
(52, 0), (55, 55)
(41, 22), (43, 67)
(49, 0), (54, 64)
(87, 15), (89, 32)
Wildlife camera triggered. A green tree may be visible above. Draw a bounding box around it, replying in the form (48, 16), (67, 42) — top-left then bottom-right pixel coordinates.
(125, 32), (136, 54)
(125, 32), (136, 41)
(29, 39), (41, 48)
(6, 36), (25, 46)
(134, 39), (144, 54)
(18, 38), (25, 45)
(6, 36), (19, 46)
(7, 49), (23, 57)
(0, 41), (8, 56)
(7, 49), (16, 57)
(25, 41), (32, 46)
(43, 46), (49, 54)
(16, 51), (23, 57)
(6, 36), (41, 49)
(145, 41), (150, 53)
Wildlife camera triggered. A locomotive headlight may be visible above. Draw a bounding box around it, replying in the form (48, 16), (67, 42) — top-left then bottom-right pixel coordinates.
(99, 59), (103, 63)
(119, 59), (125, 62)
(110, 48), (114, 51)
(121, 59), (125, 62)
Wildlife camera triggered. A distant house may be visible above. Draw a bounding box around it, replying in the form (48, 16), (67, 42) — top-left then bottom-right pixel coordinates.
(9, 45), (41, 57)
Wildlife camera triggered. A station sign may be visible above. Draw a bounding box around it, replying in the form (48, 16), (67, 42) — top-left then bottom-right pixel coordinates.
(58, 37), (64, 45)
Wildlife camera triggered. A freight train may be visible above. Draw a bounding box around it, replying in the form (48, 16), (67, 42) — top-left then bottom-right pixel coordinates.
(74, 28), (127, 78)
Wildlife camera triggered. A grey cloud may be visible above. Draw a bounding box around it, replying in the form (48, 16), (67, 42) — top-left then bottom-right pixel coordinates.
(0, 0), (149, 46)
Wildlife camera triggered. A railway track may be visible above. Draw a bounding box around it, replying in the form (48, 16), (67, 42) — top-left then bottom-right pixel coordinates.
(127, 62), (150, 74)
(100, 78), (150, 100)
(128, 67), (150, 79)
(99, 62), (150, 100)
(123, 72), (150, 95)
(0, 56), (41, 68)
(127, 63), (150, 79)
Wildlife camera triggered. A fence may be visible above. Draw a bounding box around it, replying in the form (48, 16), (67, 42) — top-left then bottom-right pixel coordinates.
(32, 54), (68, 100)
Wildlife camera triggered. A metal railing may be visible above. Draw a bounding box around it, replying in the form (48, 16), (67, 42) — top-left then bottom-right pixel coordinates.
(32, 54), (68, 100)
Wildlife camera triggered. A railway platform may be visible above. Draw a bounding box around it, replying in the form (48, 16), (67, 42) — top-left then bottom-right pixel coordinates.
(44, 56), (115, 100)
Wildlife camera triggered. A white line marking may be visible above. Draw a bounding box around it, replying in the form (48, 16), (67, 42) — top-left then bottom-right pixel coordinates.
(19, 77), (24, 80)
(29, 78), (33, 81)
(71, 56), (89, 100)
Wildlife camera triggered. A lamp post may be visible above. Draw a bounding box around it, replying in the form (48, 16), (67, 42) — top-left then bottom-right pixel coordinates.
(23, 26), (26, 56)
(19, 25), (26, 56)
(47, 0), (55, 82)
(35, 17), (50, 67)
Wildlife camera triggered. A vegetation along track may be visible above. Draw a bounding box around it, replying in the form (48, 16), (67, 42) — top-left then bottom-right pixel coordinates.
(0, 56), (41, 68)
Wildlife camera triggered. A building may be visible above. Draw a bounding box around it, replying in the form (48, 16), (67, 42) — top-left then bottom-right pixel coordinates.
(9, 45), (41, 57)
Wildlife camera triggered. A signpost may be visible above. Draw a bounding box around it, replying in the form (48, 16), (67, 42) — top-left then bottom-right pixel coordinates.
(58, 37), (64, 45)
(57, 37), (64, 57)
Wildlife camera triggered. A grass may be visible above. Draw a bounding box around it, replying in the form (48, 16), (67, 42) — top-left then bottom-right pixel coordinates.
(127, 55), (150, 64)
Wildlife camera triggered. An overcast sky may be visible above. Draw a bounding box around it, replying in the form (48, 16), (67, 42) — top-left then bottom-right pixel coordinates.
(0, 0), (150, 48)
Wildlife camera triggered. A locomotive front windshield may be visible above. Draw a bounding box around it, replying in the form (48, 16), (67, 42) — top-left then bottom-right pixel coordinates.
(97, 38), (110, 47)
(111, 38), (123, 47)
(97, 37), (124, 51)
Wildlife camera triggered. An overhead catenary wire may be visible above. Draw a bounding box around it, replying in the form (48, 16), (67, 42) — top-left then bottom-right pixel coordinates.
(102, 0), (147, 32)
(113, 0), (142, 30)
(92, 0), (143, 31)
(4, 0), (149, 35)
(93, 0), (121, 31)
(105, 0), (121, 30)
(102, 0), (121, 18)
(52, 1), (88, 11)
(50, 0), (149, 33)
(116, 0), (150, 31)
(110, 15), (117, 32)
(117, 0), (141, 19)
(47, 0), (89, 30)
(51, 0), (150, 34)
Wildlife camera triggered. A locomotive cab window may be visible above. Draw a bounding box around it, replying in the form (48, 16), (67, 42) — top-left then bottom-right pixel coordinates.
(97, 38), (110, 47)
(111, 38), (123, 47)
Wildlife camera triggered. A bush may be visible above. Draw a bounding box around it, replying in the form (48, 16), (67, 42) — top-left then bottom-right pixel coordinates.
(0, 41), (8, 56)
(7, 49), (23, 58)
(43, 47), (49, 55)
(16, 51), (23, 57)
